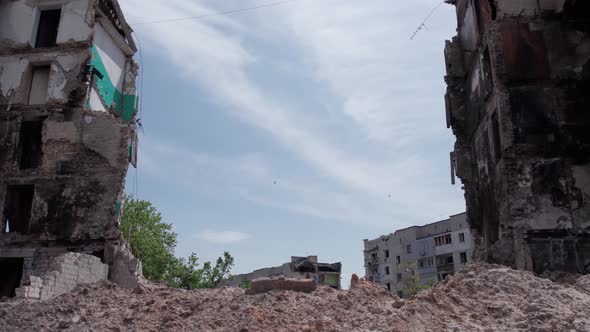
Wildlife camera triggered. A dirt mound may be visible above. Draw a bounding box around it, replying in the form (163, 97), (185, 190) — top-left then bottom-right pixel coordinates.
(1, 264), (589, 331)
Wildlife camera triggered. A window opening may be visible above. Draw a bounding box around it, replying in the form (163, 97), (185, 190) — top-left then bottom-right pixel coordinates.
(406, 244), (412, 254)
(396, 256), (401, 264)
(0, 258), (24, 298)
(2, 186), (34, 234)
(27, 66), (50, 105)
(460, 252), (468, 264)
(386, 282), (391, 291)
(18, 120), (43, 170)
(385, 266), (390, 275)
(35, 9), (61, 48)
(385, 249), (389, 258)
(459, 232), (466, 243)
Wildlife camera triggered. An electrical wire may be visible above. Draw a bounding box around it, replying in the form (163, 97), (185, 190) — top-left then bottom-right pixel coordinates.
(410, 1), (444, 40)
(130, 0), (300, 26)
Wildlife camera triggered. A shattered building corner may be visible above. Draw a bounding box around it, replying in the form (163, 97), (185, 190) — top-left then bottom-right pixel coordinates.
(444, 0), (590, 274)
(0, 0), (141, 299)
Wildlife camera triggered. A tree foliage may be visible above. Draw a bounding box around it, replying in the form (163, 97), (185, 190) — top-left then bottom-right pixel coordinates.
(398, 262), (433, 297)
(120, 195), (234, 288)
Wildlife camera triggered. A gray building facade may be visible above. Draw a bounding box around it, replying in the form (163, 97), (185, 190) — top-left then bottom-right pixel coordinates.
(363, 213), (473, 298)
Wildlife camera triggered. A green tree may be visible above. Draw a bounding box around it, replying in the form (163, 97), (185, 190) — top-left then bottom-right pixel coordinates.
(120, 195), (235, 288)
(120, 195), (176, 281)
(398, 262), (433, 297)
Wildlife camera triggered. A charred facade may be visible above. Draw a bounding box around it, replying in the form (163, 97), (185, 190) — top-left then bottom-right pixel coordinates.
(0, 0), (140, 298)
(445, 0), (590, 274)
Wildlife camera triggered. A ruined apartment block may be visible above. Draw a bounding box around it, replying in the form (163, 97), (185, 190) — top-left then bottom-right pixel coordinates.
(444, 0), (590, 274)
(0, 0), (140, 299)
(224, 256), (343, 289)
(364, 213), (473, 298)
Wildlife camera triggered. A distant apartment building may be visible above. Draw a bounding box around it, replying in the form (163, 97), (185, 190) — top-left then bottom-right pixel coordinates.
(363, 213), (473, 298)
(223, 256), (342, 289)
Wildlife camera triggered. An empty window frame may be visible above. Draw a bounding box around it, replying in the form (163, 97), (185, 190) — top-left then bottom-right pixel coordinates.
(396, 256), (401, 264)
(406, 244), (412, 254)
(434, 234), (452, 246)
(418, 257), (434, 268)
(386, 282), (391, 291)
(460, 252), (468, 264)
(459, 232), (466, 243)
(436, 254), (454, 266)
(0, 258), (24, 298)
(18, 120), (43, 170)
(27, 66), (50, 105)
(385, 266), (390, 275)
(396, 273), (402, 282)
(2, 186), (34, 234)
(385, 249), (389, 258)
(35, 9), (61, 48)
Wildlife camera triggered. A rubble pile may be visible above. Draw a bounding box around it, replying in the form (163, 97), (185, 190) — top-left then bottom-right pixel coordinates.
(0, 264), (589, 331)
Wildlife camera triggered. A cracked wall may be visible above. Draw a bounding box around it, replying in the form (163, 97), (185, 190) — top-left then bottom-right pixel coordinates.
(0, 0), (139, 295)
(445, 0), (590, 274)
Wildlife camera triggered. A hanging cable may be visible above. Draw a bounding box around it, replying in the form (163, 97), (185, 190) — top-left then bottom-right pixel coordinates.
(130, 0), (301, 26)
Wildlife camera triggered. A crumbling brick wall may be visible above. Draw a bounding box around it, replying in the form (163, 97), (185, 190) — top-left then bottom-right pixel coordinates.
(16, 252), (108, 300)
(445, 0), (590, 274)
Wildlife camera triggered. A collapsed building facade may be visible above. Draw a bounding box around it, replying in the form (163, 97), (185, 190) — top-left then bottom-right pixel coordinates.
(224, 256), (342, 289)
(0, 0), (140, 299)
(444, 0), (590, 274)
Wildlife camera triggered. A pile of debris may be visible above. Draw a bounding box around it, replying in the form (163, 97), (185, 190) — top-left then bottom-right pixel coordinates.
(0, 264), (589, 331)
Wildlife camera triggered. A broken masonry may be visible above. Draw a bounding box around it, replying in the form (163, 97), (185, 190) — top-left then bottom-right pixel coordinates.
(444, 0), (590, 275)
(0, 0), (141, 299)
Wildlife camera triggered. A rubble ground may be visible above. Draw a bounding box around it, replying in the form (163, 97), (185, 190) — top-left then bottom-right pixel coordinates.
(0, 264), (589, 332)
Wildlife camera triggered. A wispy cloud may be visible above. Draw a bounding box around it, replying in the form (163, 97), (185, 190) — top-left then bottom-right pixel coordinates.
(195, 230), (251, 244)
(122, 0), (464, 227)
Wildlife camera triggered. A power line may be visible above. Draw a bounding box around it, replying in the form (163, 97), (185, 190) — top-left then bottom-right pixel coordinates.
(410, 1), (444, 40)
(130, 0), (300, 26)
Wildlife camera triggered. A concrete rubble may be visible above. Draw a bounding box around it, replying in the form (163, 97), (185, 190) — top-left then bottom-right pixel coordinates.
(0, 264), (589, 331)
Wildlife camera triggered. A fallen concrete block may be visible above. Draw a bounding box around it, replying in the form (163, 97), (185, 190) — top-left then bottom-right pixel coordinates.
(246, 277), (316, 295)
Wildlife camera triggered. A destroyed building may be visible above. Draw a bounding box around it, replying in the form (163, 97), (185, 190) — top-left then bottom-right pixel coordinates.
(364, 213), (473, 297)
(444, 0), (590, 274)
(224, 256), (342, 289)
(0, 0), (140, 299)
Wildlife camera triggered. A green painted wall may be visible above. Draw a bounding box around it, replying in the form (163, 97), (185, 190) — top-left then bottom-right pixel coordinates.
(90, 46), (137, 121)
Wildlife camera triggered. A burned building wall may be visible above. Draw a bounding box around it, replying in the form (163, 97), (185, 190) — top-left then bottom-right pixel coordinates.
(0, 0), (139, 297)
(445, 0), (590, 274)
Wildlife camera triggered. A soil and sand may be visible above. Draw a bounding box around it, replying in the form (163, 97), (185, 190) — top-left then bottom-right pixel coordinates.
(1, 264), (589, 331)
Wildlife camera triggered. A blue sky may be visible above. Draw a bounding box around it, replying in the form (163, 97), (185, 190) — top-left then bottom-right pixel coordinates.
(119, 0), (465, 285)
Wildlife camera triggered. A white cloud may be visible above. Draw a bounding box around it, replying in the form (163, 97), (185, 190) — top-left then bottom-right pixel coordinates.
(121, 0), (465, 226)
(195, 230), (251, 244)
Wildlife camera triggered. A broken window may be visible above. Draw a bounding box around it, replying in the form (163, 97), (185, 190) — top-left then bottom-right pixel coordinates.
(0, 258), (24, 298)
(436, 254), (454, 266)
(406, 244), (412, 254)
(385, 266), (390, 275)
(459, 232), (466, 243)
(385, 249), (389, 258)
(35, 9), (61, 48)
(27, 66), (50, 105)
(460, 252), (468, 264)
(386, 282), (391, 291)
(2, 186), (34, 234)
(396, 256), (401, 264)
(491, 112), (502, 162)
(434, 234), (452, 246)
(18, 120), (43, 170)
